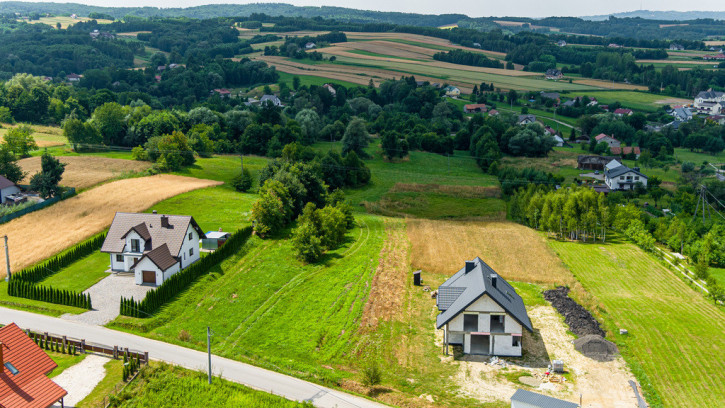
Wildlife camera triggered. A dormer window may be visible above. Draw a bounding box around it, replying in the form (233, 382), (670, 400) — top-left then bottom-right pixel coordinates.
(131, 239), (140, 252)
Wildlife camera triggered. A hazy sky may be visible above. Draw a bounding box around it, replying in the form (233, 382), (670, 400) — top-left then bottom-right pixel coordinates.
(33, 0), (725, 17)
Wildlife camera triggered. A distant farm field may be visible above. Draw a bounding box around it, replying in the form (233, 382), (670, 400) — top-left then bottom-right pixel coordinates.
(549, 238), (725, 408)
(0, 123), (66, 148)
(21, 16), (113, 29)
(18, 156), (151, 190)
(561, 90), (689, 111)
(0, 175), (221, 276)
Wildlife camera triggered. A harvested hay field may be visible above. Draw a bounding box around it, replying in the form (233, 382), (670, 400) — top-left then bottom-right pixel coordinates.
(390, 183), (500, 198)
(0, 175), (221, 276)
(407, 219), (573, 284)
(18, 156), (152, 190)
(571, 79), (648, 90)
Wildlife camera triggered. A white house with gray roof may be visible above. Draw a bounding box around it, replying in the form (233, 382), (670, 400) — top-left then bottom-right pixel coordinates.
(694, 89), (725, 114)
(437, 257), (533, 356)
(604, 160), (647, 191)
(101, 212), (206, 286)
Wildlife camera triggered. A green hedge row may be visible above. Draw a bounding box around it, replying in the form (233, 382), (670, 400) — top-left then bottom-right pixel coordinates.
(8, 279), (92, 309)
(13, 233), (106, 283)
(120, 227), (252, 318)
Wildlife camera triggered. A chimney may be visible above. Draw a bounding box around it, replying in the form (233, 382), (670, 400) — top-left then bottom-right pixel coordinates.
(160, 215), (169, 228)
(464, 260), (475, 273)
(633, 167), (640, 172)
(490, 274), (498, 288)
(152, 210), (157, 214)
(218, 227), (223, 232)
(0, 341), (4, 367)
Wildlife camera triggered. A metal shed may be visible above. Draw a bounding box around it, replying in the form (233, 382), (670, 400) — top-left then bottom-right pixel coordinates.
(201, 229), (231, 251)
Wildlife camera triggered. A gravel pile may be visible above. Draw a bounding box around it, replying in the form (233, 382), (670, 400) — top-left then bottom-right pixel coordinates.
(543, 286), (605, 338)
(573, 335), (619, 362)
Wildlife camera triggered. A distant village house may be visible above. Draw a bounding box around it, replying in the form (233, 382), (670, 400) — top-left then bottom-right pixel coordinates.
(604, 160), (648, 191)
(545, 69), (563, 80)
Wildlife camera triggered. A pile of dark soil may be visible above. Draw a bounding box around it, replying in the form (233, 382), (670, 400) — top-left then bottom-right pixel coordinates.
(543, 286), (605, 338)
(573, 335), (619, 362)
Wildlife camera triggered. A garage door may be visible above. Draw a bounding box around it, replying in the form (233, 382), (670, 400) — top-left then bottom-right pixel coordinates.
(142, 270), (156, 284)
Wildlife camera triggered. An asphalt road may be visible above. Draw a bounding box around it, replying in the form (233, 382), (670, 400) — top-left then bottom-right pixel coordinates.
(0, 307), (387, 408)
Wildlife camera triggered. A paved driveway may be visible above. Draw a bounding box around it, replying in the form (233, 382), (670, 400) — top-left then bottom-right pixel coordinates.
(62, 273), (153, 325)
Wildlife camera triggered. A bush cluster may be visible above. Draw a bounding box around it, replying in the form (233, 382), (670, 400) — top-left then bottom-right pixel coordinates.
(120, 227), (252, 317)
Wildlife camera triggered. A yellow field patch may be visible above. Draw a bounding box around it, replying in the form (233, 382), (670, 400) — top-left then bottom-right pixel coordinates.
(571, 79), (648, 90)
(406, 219), (574, 285)
(18, 156), (152, 190)
(0, 175), (221, 275)
(0, 123), (65, 148)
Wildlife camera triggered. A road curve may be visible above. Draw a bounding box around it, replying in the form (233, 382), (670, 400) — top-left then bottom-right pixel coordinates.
(0, 307), (387, 408)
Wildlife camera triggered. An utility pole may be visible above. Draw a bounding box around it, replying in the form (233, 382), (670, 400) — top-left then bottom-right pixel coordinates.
(207, 326), (213, 384)
(4, 236), (9, 281)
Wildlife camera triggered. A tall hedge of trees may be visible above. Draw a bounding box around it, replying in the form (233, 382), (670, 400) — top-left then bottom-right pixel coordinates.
(8, 280), (91, 309)
(433, 50), (504, 69)
(120, 227), (253, 317)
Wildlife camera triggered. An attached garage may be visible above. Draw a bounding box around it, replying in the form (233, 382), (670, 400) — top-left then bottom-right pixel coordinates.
(142, 270), (156, 285)
(131, 243), (180, 286)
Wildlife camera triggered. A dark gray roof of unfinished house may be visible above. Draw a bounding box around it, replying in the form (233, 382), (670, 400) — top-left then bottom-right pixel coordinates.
(605, 164), (647, 180)
(511, 389), (579, 408)
(101, 212), (206, 256)
(435, 257), (533, 332)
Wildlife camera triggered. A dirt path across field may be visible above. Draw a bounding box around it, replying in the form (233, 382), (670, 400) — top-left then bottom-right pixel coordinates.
(448, 306), (637, 407)
(0, 174), (221, 276)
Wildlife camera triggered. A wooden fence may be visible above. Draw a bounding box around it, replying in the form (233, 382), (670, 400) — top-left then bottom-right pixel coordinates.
(24, 328), (149, 363)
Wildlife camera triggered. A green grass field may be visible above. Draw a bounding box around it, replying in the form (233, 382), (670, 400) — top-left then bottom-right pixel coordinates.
(111, 363), (309, 408)
(313, 142), (498, 208)
(560, 90), (677, 112)
(41, 252), (110, 292)
(324, 55), (596, 92)
(172, 155), (269, 187)
(549, 237), (725, 408)
(276, 71), (361, 90)
(673, 148), (725, 164)
(145, 186), (256, 232)
(111, 214), (385, 383)
(347, 48), (426, 62)
(709, 267), (725, 286)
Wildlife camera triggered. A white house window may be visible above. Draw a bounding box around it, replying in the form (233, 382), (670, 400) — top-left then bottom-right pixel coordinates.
(463, 314), (478, 332)
(131, 239), (140, 252)
(116, 254), (123, 262)
(188, 232), (193, 241)
(512, 336), (521, 347)
(189, 247), (194, 256)
(635, 176), (639, 180)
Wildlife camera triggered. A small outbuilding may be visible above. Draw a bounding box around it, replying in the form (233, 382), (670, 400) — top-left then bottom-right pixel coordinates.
(511, 389), (579, 408)
(202, 229), (231, 251)
(0, 176), (21, 204)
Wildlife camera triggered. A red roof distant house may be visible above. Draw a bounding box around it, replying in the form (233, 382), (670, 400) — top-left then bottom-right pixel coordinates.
(703, 53), (725, 60)
(600, 104), (609, 111)
(610, 146), (641, 156)
(212, 88), (232, 98)
(154, 75), (161, 82)
(66, 73), (81, 82)
(0, 323), (67, 408)
(614, 108), (633, 116)
(463, 104), (488, 113)
(488, 109), (499, 116)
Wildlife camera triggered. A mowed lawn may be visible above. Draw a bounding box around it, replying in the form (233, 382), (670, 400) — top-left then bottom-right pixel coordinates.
(112, 215), (386, 383)
(549, 238), (725, 408)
